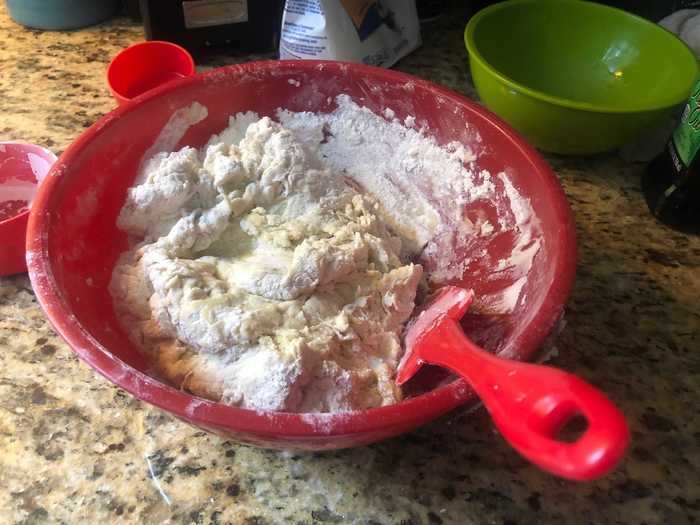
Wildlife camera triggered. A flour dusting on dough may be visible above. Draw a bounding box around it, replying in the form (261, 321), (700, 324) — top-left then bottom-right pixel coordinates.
(111, 95), (542, 414)
(112, 113), (422, 413)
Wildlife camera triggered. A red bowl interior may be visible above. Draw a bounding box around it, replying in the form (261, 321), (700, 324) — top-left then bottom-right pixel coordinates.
(27, 61), (576, 450)
(0, 142), (56, 276)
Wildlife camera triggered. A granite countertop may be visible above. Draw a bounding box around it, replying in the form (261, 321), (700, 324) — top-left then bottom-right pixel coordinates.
(1, 4), (699, 525)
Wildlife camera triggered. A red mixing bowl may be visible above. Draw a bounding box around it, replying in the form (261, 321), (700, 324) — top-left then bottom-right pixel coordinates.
(26, 61), (576, 450)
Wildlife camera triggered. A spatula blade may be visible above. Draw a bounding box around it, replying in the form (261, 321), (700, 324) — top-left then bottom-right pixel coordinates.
(396, 286), (474, 385)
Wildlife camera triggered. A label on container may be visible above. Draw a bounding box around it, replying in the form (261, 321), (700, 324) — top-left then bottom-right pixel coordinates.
(182, 0), (248, 29)
(279, 0), (420, 68)
(338, 0), (384, 40)
(672, 79), (700, 168)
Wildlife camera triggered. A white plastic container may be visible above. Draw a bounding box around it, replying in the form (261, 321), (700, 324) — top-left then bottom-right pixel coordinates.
(280, 0), (421, 67)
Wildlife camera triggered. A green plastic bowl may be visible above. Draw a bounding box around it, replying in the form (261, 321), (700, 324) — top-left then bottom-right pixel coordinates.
(465, 0), (699, 154)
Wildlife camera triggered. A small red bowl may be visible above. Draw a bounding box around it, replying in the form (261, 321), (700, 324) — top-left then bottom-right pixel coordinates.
(0, 142), (56, 276)
(107, 40), (195, 106)
(27, 61), (576, 450)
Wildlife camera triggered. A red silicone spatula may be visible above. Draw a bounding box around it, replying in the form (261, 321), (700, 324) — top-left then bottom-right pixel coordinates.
(397, 286), (629, 481)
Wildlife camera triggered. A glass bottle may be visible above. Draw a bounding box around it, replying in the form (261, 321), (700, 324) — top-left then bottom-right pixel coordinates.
(641, 79), (700, 234)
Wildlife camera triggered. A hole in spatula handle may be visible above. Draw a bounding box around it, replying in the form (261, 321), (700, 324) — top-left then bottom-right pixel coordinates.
(513, 379), (628, 481)
(555, 413), (589, 443)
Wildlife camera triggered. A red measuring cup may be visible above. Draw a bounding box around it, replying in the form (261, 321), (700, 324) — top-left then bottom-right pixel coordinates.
(107, 41), (195, 105)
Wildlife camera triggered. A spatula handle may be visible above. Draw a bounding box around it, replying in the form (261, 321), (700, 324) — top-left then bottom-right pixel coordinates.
(422, 321), (629, 482)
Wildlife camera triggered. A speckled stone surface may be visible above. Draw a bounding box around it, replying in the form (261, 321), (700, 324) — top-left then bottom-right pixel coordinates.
(1, 4), (699, 525)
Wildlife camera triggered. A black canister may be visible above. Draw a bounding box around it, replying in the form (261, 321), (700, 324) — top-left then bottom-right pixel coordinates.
(139, 0), (285, 55)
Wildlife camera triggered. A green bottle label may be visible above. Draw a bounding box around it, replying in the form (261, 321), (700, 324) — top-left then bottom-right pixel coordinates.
(673, 79), (700, 168)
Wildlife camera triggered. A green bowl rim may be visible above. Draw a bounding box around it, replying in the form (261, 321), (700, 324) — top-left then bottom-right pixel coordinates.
(464, 0), (699, 115)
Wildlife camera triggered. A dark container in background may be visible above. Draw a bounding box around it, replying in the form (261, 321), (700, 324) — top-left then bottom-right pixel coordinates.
(416, 0), (445, 22)
(596, 0), (700, 21)
(138, 0), (285, 55)
(124, 0), (142, 20)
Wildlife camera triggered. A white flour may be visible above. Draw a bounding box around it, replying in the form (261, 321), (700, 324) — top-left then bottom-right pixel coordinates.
(111, 95), (542, 414)
(112, 112), (422, 413)
(275, 95), (539, 297)
(277, 95), (485, 256)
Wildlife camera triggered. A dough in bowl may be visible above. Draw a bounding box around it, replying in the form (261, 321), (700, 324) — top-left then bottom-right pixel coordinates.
(111, 115), (422, 413)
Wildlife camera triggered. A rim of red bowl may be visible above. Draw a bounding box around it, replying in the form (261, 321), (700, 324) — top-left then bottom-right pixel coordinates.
(26, 60), (577, 440)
